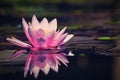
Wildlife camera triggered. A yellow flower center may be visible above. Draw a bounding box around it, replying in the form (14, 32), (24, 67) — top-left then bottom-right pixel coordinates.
(33, 26), (50, 34)
(45, 29), (50, 34)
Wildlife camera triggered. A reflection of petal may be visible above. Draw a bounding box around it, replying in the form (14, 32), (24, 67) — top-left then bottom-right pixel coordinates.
(41, 64), (50, 75)
(7, 37), (32, 48)
(68, 51), (74, 56)
(24, 51), (70, 78)
(51, 64), (59, 72)
(47, 54), (56, 67)
(37, 54), (46, 63)
(24, 54), (32, 77)
(50, 57), (59, 72)
(56, 53), (69, 66)
(32, 66), (40, 78)
(8, 50), (27, 60)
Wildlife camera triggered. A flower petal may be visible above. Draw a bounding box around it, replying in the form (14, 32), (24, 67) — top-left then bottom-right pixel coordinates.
(45, 31), (55, 46)
(6, 37), (32, 48)
(37, 37), (46, 48)
(22, 18), (35, 46)
(55, 27), (67, 40)
(28, 27), (47, 48)
(40, 18), (49, 31)
(36, 29), (45, 37)
(31, 15), (40, 29)
(49, 18), (57, 31)
(61, 34), (74, 44)
(41, 18), (49, 24)
(51, 33), (68, 47)
(28, 28), (38, 47)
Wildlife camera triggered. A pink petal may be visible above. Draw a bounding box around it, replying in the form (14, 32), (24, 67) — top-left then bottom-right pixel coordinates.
(30, 28), (45, 44)
(45, 31), (55, 46)
(45, 30), (55, 39)
(61, 34), (74, 44)
(31, 15), (40, 28)
(51, 33), (68, 47)
(55, 27), (67, 40)
(8, 50), (27, 60)
(22, 18), (35, 46)
(37, 37), (46, 48)
(40, 18), (49, 31)
(57, 33), (68, 45)
(49, 18), (57, 31)
(28, 27), (47, 48)
(28, 28), (39, 48)
(6, 37), (32, 48)
(36, 29), (45, 37)
(41, 18), (49, 24)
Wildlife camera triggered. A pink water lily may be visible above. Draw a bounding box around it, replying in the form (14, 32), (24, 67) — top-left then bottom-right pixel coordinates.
(7, 15), (74, 78)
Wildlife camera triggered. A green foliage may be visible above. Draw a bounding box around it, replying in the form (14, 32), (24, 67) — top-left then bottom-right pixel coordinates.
(108, 21), (120, 25)
(58, 24), (83, 30)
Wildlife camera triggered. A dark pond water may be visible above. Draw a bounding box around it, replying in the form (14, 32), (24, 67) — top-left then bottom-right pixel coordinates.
(0, 35), (119, 80)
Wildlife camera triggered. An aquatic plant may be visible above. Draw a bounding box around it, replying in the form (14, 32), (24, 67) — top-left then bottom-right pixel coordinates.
(7, 15), (74, 78)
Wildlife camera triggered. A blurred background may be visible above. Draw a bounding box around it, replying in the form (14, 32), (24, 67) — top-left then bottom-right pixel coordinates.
(0, 0), (120, 34)
(0, 0), (120, 80)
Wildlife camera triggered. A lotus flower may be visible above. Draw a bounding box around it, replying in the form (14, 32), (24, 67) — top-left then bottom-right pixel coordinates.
(7, 15), (74, 78)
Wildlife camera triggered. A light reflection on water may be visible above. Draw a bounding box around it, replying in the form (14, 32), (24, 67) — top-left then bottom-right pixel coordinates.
(0, 36), (118, 80)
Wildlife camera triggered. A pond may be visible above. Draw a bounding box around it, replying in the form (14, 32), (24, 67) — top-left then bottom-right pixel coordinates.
(0, 11), (120, 80)
(0, 34), (119, 80)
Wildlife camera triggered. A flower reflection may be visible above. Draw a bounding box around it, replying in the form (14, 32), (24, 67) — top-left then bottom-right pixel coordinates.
(24, 51), (69, 78)
(6, 15), (74, 78)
